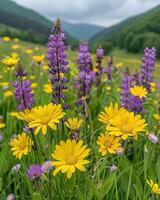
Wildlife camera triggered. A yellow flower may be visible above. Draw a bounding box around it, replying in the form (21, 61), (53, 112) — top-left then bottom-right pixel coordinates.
(97, 133), (121, 156)
(116, 62), (124, 69)
(34, 47), (39, 51)
(11, 52), (19, 58)
(98, 103), (125, 125)
(2, 36), (10, 42)
(106, 86), (111, 91)
(30, 75), (35, 80)
(32, 55), (44, 64)
(31, 83), (38, 89)
(60, 72), (64, 79)
(25, 49), (33, 55)
(14, 38), (19, 42)
(65, 117), (84, 132)
(150, 82), (156, 92)
(147, 180), (160, 195)
(2, 56), (18, 68)
(0, 122), (5, 129)
(107, 111), (147, 140)
(10, 132), (33, 159)
(81, 96), (87, 101)
(11, 45), (20, 50)
(4, 90), (13, 97)
(130, 86), (147, 99)
(0, 82), (9, 87)
(154, 114), (160, 121)
(43, 65), (49, 70)
(51, 139), (90, 179)
(43, 84), (52, 94)
(18, 104), (65, 135)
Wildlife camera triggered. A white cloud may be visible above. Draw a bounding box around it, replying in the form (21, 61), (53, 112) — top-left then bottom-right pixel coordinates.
(12, 0), (160, 26)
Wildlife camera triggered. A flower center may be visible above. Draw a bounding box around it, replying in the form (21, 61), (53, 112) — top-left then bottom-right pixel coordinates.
(66, 156), (77, 165)
(19, 143), (26, 150)
(121, 126), (133, 134)
(42, 116), (49, 124)
(104, 140), (111, 148)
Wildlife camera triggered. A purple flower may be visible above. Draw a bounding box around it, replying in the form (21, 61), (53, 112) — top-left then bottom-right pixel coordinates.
(6, 194), (14, 200)
(23, 126), (31, 134)
(11, 163), (21, 173)
(27, 165), (42, 180)
(148, 133), (158, 144)
(95, 48), (104, 86)
(13, 80), (33, 111)
(141, 47), (156, 92)
(121, 75), (133, 110)
(47, 18), (68, 108)
(74, 41), (94, 110)
(103, 56), (113, 80)
(121, 74), (144, 114)
(110, 164), (117, 172)
(116, 147), (124, 155)
(41, 161), (52, 173)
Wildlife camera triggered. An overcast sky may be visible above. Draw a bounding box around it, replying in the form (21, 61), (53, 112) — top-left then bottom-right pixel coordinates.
(13, 0), (160, 27)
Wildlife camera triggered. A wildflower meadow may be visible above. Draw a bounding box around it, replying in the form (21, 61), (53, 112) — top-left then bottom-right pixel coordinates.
(0, 19), (160, 200)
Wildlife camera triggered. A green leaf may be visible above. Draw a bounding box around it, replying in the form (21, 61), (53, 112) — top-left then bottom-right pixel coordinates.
(0, 177), (2, 192)
(76, 187), (86, 200)
(32, 192), (42, 200)
(100, 172), (116, 199)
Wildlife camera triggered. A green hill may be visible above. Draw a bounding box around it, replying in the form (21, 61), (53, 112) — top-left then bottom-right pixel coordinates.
(62, 20), (104, 40)
(0, 0), (104, 42)
(90, 5), (160, 56)
(0, 0), (78, 46)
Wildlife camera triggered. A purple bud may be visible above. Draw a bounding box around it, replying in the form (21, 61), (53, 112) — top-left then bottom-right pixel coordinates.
(148, 133), (158, 144)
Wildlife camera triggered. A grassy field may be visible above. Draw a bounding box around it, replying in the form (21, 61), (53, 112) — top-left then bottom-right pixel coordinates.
(0, 37), (160, 199)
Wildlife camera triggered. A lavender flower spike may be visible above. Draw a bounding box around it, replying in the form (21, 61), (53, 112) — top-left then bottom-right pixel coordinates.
(47, 18), (68, 107)
(74, 41), (94, 116)
(95, 47), (104, 86)
(141, 47), (156, 92)
(13, 62), (33, 111)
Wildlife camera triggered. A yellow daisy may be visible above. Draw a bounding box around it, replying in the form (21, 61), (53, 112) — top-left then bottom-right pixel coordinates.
(98, 103), (126, 125)
(43, 84), (52, 94)
(31, 83), (38, 89)
(51, 139), (90, 179)
(4, 90), (13, 97)
(97, 133), (121, 156)
(10, 132), (33, 159)
(2, 56), (18, 68)
(25, 49), (33, 55)
(107, 111), (147, 140)
(32, 55), (44, 64)
(2, 36), (10, 42)
(0, 122), (5, 129)
(17, 104), (65, 135)
(65, 117), (84, 132)
(130, 86), (147, 99)
(147, 179), (160, 195)
(154, 114), (160, 121)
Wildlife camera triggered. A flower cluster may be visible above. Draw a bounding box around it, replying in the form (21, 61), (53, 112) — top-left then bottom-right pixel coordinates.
(13, 62), (33, 111)
(95, 47), (104, 86)
(74, 41), (94, 112)
(47, 18), (68, 108)
(141, 47), (156, 92)
(98, 103), (147, 155)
